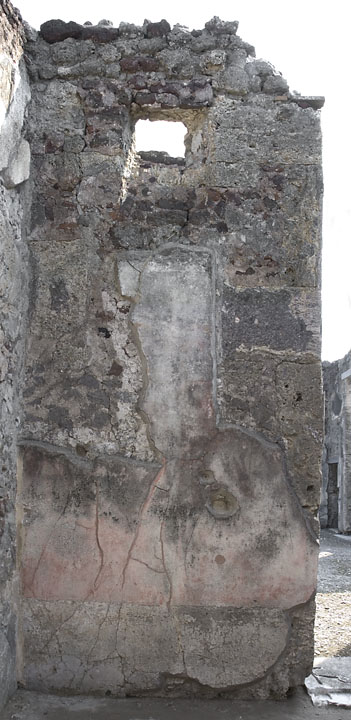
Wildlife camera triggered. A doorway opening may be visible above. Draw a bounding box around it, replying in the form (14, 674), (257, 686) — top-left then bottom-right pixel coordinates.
(327, 462), (339, 529)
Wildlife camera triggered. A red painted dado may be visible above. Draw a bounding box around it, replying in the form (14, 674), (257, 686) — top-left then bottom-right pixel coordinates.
(21, 430), (317, 610)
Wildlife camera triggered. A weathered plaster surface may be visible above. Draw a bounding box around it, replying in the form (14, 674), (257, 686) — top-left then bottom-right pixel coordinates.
(0, 0), (31, 709)
(0, 7), (324, 702)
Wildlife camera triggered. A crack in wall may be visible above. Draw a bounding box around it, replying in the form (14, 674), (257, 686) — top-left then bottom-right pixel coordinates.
(130, 557), (165, 575)
(24, 488), (73, 596)
(116, 253), (163, 463)
(120, 458), (167, 593)
(160, 518), (173, 612)
(93, 473), (104, 593)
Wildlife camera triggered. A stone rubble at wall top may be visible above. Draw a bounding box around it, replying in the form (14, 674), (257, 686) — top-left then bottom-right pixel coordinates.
(39, 17), (241, 44)
(22, 16), (324, 109)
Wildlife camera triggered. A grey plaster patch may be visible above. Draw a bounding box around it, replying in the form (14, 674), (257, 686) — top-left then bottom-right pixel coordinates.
(132, 246), (215, 456)
(21, 599), (290, 694)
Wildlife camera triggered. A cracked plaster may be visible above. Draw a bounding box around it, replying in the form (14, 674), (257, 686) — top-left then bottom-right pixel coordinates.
(0, 1), (324, 705)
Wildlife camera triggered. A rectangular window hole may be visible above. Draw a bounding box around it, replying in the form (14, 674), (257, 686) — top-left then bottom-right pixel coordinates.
(135, 119), (186, 158)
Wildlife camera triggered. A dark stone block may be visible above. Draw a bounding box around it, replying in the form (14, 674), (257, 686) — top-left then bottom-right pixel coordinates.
(157, 198), (188, 211)
(157, 93), (179, 108)
(179, 81), (213, 107)
(138, 151), (185, 166)
(81, 25), (119, 42)
(189, 208), (211, 225)
(137, 56), (160, 71)
(40, 20), (83, 43)
(151, 209), (188, 225)
(134, 92), (156, 105)
(291, 95), (325, 110)
(145, 20), (171, 38)
(121, 56), (159, 72)
(205, 18), (239, 34)
(222, 288), (314, 353)
(149, 81), (181, 96)
(130, 74), (148, 90)
(120, 57), (139, 72)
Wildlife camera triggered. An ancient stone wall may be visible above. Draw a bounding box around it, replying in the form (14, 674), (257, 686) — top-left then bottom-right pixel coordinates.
(0, 0), (30, 708)
(0, 10), (324, 701)
(322, 352), (351, 533)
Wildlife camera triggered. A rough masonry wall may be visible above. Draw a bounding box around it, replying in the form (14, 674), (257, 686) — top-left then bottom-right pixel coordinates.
(0, 1), (30, 709)
(322, 352), (351, 533)
(17, 16), (324, 698)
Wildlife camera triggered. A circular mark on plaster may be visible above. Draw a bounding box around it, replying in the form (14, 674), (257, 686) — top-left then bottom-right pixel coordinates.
(199, 469), (215, 486)
(215, 554), (226, 565)
(205, 487), (239, 520)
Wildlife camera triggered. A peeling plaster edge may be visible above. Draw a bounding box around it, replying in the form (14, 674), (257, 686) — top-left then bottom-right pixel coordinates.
(16, 438), (161, 469)
(125, 262), (164, 463)
(217, 420), (284, 452)
(154, 596), (316, 697)
(217, 421), (320, 544)
(20, 595), (315, 614)
(117, 241), (217, 264)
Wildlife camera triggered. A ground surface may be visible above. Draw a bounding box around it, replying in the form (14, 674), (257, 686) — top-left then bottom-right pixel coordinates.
(315, 529), (351, 657)
(2, 529), (351, 719)
(2, 688), (351, 720)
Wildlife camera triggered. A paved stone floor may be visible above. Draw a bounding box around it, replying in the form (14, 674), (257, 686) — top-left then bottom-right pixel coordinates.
(304, 529), (351, 707)
(306, 656), (351, 708)
(2, 530), (351, 719)
(315, 530), (351, 657)
(2, 688), (351, 720)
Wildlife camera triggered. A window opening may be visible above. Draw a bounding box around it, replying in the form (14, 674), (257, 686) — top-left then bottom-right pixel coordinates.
(327, 462), (339, 528)
(135, 119), (186, 158)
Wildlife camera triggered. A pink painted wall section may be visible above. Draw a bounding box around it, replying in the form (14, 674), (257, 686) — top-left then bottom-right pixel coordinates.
(20, 437), (317, 610)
